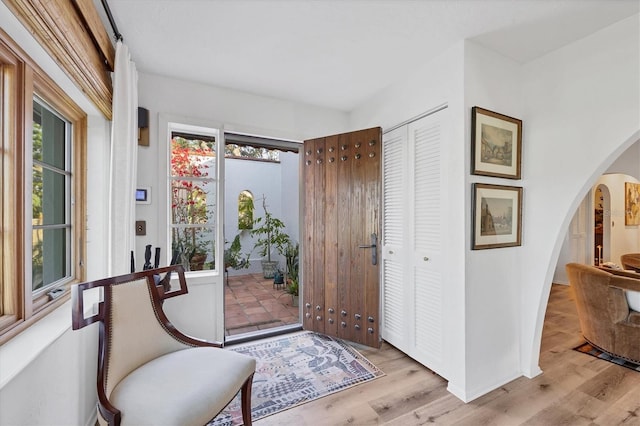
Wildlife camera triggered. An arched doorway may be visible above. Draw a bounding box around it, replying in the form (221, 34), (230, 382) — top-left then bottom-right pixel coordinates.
(593, 184), (611, 265)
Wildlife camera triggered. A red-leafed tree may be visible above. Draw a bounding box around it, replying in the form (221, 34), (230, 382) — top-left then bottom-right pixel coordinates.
(170, 136), (214, 270)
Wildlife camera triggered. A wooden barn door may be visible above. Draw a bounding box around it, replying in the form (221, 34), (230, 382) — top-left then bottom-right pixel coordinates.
(302, 127), (381, 348)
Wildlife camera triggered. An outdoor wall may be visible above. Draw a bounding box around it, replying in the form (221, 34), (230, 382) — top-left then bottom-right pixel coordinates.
(224, 152), (300, 276)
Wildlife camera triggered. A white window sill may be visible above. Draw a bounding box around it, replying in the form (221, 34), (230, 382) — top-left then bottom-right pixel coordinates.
(0, 273), (220, 389)
(0, 301), (72, 389)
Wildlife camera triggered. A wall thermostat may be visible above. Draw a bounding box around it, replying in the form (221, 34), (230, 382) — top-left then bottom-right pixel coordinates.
(136, 187), (151, 204)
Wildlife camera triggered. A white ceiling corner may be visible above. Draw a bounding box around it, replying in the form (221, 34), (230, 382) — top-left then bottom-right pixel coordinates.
(98, 0), (639, 112)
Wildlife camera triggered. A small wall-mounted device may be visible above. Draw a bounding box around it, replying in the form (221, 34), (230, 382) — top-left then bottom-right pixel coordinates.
(136, 187), (151, 204)
(135, 220), (147, 236)
(138, 107), (149, 146)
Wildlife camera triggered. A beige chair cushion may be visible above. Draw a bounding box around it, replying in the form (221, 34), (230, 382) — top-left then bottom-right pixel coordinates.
(110, 347), (256, 426)
(107, 278), (190, 397)
(626, 290), (640, 312)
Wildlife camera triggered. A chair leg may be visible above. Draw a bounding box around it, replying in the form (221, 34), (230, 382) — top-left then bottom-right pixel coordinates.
(240, 373), (254, 426)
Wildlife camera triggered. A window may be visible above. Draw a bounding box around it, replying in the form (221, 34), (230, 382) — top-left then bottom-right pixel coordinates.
(32, 99), (71, 293)
(238, 190), (254, 230)
(0, 31), (86, 343)
(170, 127), (217, 272)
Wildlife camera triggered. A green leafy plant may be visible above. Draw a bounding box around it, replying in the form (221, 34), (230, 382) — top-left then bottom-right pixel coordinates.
(286, 275), (299, 297)
(284, 241), (299, 280)
(250, 197), (290, 262)
(224, 234), (250, 270)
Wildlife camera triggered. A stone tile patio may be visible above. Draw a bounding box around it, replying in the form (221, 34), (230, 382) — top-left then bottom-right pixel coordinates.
(225, 273), (300, 336)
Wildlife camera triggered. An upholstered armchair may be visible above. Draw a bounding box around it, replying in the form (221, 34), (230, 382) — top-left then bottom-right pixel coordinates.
(620, 253), (640, 272)
(565, 263), (640, 364)
(71, 265), (256, 426)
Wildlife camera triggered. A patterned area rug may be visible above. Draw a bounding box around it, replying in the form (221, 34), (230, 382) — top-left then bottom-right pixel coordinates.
(209, 331), (384, 425)
(574, 342), (640, 372)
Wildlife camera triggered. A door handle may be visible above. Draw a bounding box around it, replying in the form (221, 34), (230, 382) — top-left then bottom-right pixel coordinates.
(358, 233), (377, 265)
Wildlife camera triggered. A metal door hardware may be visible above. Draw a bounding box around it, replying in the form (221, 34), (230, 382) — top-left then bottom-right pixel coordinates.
(358, 233), (377, 265)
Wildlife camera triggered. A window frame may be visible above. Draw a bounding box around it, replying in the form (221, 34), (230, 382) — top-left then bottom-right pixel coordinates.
(0, 29), (86, 344)
(168, 122), (220, 274)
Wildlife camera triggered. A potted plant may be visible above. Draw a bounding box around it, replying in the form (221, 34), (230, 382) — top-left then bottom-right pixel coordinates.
(251, 197), (290, 278)
(172, 230), (210, 271)
(284, 241), (299, 283)
(286, 275), (299, 307)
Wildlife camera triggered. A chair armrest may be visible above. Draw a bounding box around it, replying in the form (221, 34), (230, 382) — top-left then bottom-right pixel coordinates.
(147, 266), (223, 348)
(609, 274), (640, 292)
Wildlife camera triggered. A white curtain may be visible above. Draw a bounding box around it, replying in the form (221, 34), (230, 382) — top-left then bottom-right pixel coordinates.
(108, 41), (138, 275)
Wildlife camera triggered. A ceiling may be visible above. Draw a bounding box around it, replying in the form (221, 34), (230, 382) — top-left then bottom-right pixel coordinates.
(98, 0), (639, 112)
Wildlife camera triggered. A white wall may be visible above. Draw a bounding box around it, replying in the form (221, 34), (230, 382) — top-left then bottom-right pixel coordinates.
(3, 5), (638, 422)
(463, 41), (524, 400)
(137, 72), (347, 341)
(553, 142), (640, 284)
(351, 42), (469, 398)
(0, 3), (111, 425)
(595, 174), (640, 265)
(519, 14), (640, 377)
(136, 72), (348, 266)
(351, 14), (640, 402)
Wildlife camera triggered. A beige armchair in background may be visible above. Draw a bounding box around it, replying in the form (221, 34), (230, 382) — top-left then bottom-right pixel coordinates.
(620, 253), (640, 272)
(72, 265), (256, 426)
(565, 263), (640, 364)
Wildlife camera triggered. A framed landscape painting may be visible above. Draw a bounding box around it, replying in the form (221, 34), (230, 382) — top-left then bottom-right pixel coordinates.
(625, 182), (640, 226)
(471, 106), (522, 179)
(472, 183), (522, 250)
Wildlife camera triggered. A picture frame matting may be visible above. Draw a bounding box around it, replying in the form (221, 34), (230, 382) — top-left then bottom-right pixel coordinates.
(472, 183), (523, 250)
(471, 106), (522, 179)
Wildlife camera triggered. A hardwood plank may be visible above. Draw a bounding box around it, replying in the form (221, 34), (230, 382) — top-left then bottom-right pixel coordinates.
(255, 284), (640, 425)
(324, 135), (339, 337)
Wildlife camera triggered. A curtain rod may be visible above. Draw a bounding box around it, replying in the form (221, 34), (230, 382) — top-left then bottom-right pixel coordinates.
(100, 0), (123, 41)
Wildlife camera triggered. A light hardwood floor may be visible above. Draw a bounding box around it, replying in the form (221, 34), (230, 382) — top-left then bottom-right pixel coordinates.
(256, 284), (640, 425)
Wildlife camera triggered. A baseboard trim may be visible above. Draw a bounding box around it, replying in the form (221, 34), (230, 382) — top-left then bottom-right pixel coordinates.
(458, 372), (523, 403)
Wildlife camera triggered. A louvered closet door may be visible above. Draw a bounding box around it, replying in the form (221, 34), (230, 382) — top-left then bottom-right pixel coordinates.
(410, 113), (444, 373)
(382, 126), (408, 348)
(381, 109), (445, 377)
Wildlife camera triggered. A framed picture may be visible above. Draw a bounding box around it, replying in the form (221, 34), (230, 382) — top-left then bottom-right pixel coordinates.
(471, 106), (522, 179)
(625, 182), (640, 226)
(472, 183), (522, 250)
